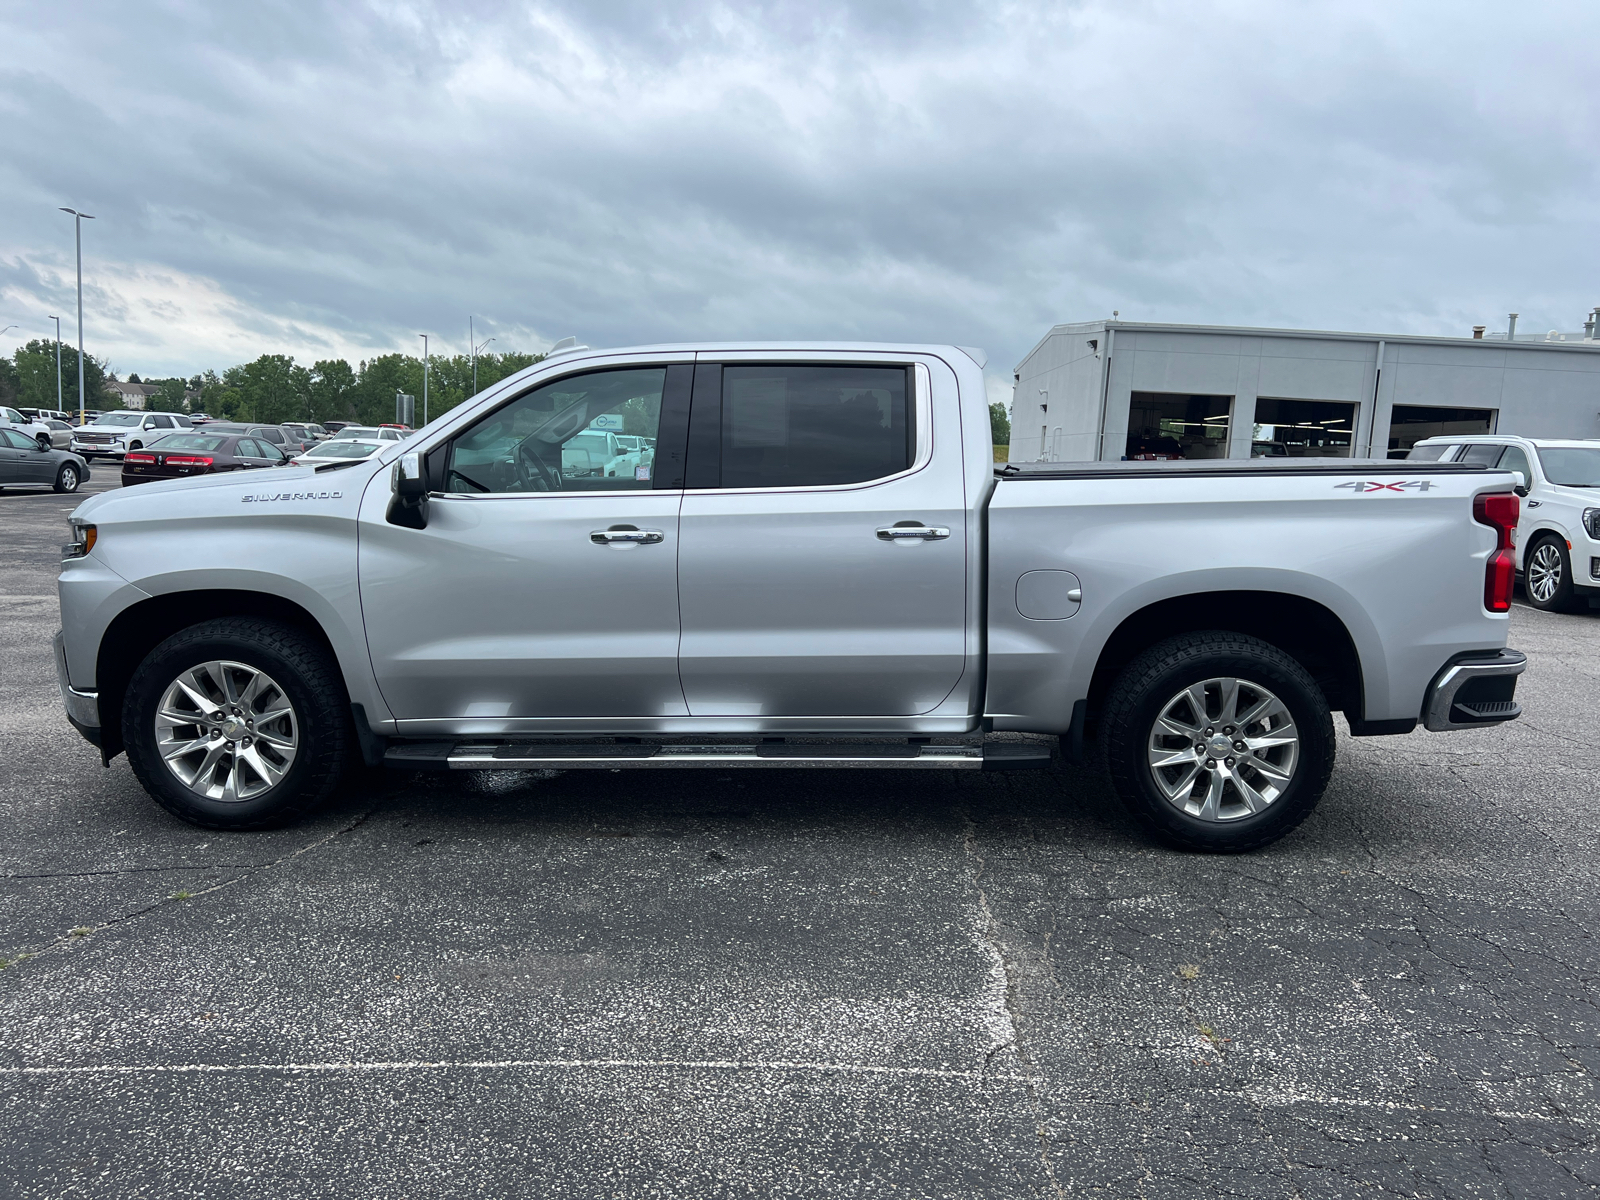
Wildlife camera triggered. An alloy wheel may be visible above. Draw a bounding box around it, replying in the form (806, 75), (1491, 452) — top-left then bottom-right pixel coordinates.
(153, 660), (298, 802)
(1146, 676), (1300, 822)
(1527, 542), (1562, 604)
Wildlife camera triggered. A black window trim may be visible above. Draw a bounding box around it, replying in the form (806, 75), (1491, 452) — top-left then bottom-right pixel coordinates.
(683, 359), (927, 495)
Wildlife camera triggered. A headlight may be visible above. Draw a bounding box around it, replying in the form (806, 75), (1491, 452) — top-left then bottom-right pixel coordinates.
(62, 518), (96, 560)
(1585, 508), (1600, 539)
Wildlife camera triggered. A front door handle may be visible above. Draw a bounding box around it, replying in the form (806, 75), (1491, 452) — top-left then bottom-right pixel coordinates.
(876, 524), (951, 541)
(591, 526), (665, 545)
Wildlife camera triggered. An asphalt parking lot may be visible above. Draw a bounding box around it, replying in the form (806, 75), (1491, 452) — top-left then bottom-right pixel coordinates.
(2, 476), (1597, 1199)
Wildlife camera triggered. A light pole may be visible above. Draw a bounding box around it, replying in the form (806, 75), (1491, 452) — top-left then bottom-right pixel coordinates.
(49, 316), (62, 415)
(417, 333), (429, 426)
(473, 337), (494, 396)
(60, 208), (95, 424)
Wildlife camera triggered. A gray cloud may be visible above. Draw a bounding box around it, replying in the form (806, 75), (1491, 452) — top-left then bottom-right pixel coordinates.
(2, 0), (1598, 386)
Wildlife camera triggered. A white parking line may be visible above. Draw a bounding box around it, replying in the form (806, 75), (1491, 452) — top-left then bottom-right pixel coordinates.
(0, 1057), (1025, 1083)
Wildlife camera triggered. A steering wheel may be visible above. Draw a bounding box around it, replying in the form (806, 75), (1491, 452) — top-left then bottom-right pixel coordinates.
(516, 442), (563, 492)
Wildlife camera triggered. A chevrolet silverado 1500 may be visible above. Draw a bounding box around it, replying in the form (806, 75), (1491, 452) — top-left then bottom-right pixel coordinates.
(56, 342), (1526, 851)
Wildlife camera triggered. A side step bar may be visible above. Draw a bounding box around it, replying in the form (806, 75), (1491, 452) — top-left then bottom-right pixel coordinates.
(384, 740), (1052, 772)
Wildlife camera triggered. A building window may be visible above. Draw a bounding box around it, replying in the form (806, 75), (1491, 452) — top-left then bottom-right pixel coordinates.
(1252, 398), (1358, 458)
(1126, 393), (1232, 460)
(1387, 405), (1495, 459)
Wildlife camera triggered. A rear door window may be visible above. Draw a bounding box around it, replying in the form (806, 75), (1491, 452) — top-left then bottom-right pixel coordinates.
(1456, 444), (1505, 466)
(694, 364), (913, 489)
(1407, 443), (1454, 461)
(1498, 445), (1533, 486)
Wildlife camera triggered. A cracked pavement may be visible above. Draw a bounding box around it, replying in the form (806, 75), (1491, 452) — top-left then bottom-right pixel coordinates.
(2, 478), (1596, 1197)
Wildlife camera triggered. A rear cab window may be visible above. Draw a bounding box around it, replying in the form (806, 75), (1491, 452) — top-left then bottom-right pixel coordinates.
(688, 364), (915, 489)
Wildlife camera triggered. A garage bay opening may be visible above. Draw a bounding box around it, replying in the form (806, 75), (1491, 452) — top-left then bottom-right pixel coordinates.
(1387, 405), (1496, 459)
(1252, 398), (1358, 457)
(1126, 393), (1232, 460)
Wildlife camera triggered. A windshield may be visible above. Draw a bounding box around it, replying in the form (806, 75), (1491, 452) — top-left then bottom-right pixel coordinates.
(147, 434), (228, 452)
(333, 427), (380, 439)
(1536, 446), (1600, 487)
(305, 440), (380, 457)
(100, 413), (145, 427)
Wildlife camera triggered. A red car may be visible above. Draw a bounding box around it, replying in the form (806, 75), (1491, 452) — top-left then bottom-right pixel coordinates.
(120, 432), (293, 486)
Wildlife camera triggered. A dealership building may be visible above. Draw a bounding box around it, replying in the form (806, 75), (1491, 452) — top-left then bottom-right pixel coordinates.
(1011, 316), (1600, 462)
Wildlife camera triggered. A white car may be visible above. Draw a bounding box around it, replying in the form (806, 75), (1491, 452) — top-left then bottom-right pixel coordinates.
(1, 405), (55, 450)
(328, 425), (406, 443)
(71, 411), (194, 459)
(1410, 434), (1600, 612)
(291, 438), (386, 466)
(561, 429), (637, 479)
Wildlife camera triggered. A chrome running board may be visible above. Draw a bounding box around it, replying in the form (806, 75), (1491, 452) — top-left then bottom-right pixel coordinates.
(384, 740), (1051, 772)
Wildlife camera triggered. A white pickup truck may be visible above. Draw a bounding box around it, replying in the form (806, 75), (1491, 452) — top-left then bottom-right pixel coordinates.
(56, 342), (1526, 851)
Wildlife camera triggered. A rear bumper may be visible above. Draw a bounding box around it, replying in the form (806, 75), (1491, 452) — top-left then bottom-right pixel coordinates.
(53, 630), (100, 732)
(1422, 648), (1526, 732)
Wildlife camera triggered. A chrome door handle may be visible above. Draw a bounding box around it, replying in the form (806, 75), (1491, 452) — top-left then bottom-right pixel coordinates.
(877, 524), (951, 541)
(591, 527), (664, 545)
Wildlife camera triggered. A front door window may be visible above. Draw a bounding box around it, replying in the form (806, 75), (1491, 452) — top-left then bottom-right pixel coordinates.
(446, 367), (665, 494)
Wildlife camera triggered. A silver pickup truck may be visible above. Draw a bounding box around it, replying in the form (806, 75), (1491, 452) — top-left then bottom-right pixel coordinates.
(56, 342), (1526, 851)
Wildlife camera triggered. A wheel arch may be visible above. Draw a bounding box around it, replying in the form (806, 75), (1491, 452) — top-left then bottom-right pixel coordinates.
(1084, 591), (1364, 730)
(95, 590), (341, 763)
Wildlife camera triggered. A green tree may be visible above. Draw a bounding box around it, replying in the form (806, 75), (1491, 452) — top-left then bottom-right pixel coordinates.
(149, 378), (190, 412)
(0, 357), (18, 407)
(230, 354), (303, 423)
(989, 402), (1011, 447)
(12, 340), (107, 412)
(308, 360), (358, 423)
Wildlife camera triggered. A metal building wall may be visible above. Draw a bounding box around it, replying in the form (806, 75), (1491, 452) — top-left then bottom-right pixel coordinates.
(1015, 321), (1600, 462)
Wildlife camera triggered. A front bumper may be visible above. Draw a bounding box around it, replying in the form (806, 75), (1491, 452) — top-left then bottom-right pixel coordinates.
(71, 440), (124, 459)
(53, 629), (100, 735)
(1422, 648), (1526, 732)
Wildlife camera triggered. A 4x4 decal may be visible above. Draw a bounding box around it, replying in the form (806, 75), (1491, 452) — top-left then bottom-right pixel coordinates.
(1333, 480), (1436, 493)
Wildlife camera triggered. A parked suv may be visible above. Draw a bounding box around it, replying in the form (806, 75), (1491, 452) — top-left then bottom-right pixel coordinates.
(1, 405), (55, 450)
(71, 411), (193, 459)
(1410, 435), (1600, 611)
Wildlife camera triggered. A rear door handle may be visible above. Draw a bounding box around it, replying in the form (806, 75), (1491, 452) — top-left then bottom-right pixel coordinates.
(591, 526), (665, 545)
(877, 524), (950, 541)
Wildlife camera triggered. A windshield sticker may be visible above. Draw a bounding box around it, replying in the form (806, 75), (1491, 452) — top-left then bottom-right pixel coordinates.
(635, 465), (651, 481)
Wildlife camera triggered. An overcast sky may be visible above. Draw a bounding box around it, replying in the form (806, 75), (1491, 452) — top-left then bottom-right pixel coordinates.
(3, 0), (1598, 405)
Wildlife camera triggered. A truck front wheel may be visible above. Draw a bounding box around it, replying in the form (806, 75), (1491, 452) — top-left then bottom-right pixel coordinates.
(1101, 631), (1334, 853)
(123, 618), (352, 829)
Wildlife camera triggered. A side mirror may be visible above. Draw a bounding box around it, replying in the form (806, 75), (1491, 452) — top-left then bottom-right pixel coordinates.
(1511, 471), (1529, 498)
(387, 451), (429, 529)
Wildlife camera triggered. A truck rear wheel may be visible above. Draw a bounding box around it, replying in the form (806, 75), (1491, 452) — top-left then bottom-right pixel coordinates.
(123, 618), (352, 830)
(1101, 631), (1334, 853)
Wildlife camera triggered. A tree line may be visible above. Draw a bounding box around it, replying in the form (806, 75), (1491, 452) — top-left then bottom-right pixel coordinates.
(0, 341), (544, 427)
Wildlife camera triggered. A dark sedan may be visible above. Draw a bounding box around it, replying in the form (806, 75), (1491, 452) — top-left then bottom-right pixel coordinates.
(0, 428), (90, 493)
(120, 433), (293, 486)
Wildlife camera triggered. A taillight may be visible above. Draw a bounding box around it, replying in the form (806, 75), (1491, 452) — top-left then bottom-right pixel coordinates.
(124, 452), (156, 464)
(1473, 491), (1519, 613)
(165, 455), (214, 467)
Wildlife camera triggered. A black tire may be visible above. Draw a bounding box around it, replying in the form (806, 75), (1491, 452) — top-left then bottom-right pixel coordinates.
(54, 463), (80, 493)
(36, 433), (51, 451)
(1523, 535), (1578, 612)
(1101, 631), (1335, 853)
(123, 618), (353, 830)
